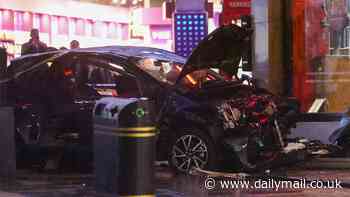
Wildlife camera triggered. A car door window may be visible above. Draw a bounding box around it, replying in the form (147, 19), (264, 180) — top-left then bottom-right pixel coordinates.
(46, 58), (76, 105)
(75, 57), (141, 98)
(14, 63), (51, 104)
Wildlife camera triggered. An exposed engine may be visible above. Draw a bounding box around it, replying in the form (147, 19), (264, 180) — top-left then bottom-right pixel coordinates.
(217, 94), (277, 130)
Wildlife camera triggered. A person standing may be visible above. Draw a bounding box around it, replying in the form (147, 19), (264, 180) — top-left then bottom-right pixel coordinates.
(70, 40), (80, 49)
(21, 29), (48, 55)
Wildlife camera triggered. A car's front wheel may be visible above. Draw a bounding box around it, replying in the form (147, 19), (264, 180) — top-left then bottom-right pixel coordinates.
(337, 137), (350, 157)
(169, 128), (217, 173)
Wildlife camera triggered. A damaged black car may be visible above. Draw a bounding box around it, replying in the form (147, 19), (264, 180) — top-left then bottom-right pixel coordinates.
(4, 24), (298, 172)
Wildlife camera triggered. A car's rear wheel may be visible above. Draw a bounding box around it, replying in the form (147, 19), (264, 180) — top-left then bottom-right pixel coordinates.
(169, 128), (217, 173)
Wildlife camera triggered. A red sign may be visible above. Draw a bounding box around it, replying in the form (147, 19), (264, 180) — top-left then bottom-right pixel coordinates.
(227, 1), (251, 8)
(220, 0), (251, 26)
(223, 0), (251, 13)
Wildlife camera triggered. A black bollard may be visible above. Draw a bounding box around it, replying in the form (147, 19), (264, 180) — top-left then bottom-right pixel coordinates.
(0, 48), (15, 186)
(94, 98), (156, 196)
(0, 47), (7, 105)
(0, 107), (16, 186)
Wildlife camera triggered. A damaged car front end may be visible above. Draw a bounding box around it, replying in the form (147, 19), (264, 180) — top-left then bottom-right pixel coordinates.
(158, 77), (293, 172)
(156, 24), (300, 172)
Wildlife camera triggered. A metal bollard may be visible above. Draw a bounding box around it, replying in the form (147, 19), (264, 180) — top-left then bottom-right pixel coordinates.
(0, 47), (7, 106)
(0, 107), (16, 186)
(0, 48), (15, 186)
(94, 98), (156, 196)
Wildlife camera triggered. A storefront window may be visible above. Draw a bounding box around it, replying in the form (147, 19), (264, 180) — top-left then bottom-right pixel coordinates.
(298, 0), (350, 112)
(33, 13), (40, 29)
(58, 16), (69, 35)
(75, 19), (85, 36)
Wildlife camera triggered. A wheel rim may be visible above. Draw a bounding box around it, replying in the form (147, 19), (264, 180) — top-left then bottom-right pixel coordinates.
(171, 134), (209, 172)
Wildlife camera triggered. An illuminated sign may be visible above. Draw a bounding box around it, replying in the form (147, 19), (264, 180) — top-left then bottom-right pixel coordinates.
(228, 1), (251, 8)
(221, 0), (251, 26)
(152, 31), (171, 40)
(130, 8), (145, 39)
(174, 12), (208, 57)
(130, 24), (145, 39)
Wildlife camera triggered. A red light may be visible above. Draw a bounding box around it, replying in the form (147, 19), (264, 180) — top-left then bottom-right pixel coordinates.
(64, 68), (73, 77)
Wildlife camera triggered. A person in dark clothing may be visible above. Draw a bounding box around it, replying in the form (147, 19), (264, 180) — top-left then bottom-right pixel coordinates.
(21, 29), (47, 55)
(70, 40), (80, 49)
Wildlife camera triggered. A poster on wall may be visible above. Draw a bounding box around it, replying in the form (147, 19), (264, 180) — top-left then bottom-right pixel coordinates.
(326, 0), (348, 31)
(295, 0), (350, 112)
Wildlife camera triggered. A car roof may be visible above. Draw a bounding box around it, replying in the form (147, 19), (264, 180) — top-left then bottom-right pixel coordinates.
(8, 45), (187, 80)
(12, 45), (186, 65)
(77, 46), (186, 63)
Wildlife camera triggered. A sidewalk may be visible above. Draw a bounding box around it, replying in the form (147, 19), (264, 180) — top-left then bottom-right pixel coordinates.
(1, 167), (350, 197)
(0, 167), (186, 197)
(0, 192), (24, 197)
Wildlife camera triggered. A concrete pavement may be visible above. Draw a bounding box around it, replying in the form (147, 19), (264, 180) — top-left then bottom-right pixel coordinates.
(0, 192), (24, 197)
(0, 166), (350, 197)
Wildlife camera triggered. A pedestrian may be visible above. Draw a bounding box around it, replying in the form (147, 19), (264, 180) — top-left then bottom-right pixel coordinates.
(21, 29), (48, 55)
(70, 40), (80, 49)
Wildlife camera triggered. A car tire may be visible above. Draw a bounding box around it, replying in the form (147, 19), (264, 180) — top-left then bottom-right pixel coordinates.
(344, 149), (350, 157)
(339, 143), (350, 157)
(168, 128), (218, 173)
(231, 132), (280, 173)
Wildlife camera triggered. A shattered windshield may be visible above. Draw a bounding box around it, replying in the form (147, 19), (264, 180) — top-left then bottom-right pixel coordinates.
(136, 58), (224, 87)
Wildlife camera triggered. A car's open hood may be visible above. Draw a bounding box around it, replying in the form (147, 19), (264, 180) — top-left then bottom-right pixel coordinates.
(176, 24), (252, 84)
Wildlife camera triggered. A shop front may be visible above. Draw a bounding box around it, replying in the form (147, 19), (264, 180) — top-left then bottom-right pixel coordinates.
(0, 0), (132, 61)
(129, 7), (172, 50)
(292, 0), (350, 112)
(250, 0), (350, 113)
(0, 0), (181, 62)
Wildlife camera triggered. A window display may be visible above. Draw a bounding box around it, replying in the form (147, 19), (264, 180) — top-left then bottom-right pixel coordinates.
(293, 0), (350, 112)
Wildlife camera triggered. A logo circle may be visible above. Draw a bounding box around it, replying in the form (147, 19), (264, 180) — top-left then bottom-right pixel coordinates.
(205, 177), (216, 190)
